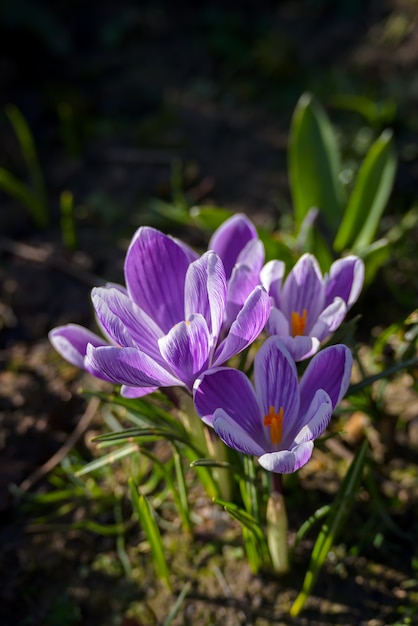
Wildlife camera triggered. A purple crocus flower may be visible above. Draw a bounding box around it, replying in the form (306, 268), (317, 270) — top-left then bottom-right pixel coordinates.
(193, 337), (353, 474)
(182, 213), (265, 329)
(260, 253), (364, 361)
(49, 226), (270, 398)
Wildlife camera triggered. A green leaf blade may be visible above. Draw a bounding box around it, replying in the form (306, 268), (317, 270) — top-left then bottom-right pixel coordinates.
(334, 129), (397, 252)
(290, 439), (368, 617)
(288, 93), (344, 236)
(129, 478), (171, 589)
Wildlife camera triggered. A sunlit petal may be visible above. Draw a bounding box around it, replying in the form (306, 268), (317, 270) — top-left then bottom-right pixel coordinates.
(194, 367), (261, 437)
(253, 336), (299, 441)
(260, 259), (285, 306)
(309, 297), (347, 342)
(213, 409), (266, 457)
(86, 344), (181, 387)
(158, 314), (210, 389)
(281, 254), (325, 329)
(124, 227), (190, 332)
(49, 324), (107, 368)
(258, 441), (314, 473)
(92, 287), (163, 359)
(299, 344), (353, 415)
(214, 286), (270, 365)
(208, 213), (258, 278)
(326, 256), (365, 308)
(293, 389), (332, 444)
(184, 252), (226, 339)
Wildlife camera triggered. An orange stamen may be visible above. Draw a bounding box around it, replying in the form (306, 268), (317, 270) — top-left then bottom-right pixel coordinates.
(291, 309), (307, 337)
(264, 406), (284, 445)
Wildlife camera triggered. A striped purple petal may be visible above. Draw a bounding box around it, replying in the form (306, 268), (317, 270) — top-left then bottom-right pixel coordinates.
(309, 297), (348, 342)
(208, 213), (258, 278)
(194, 367), (261, 437)
(49, 324), (107, 368)
(213, 408), (267, 457)
(281, 254), (325, 331)
(214, 286), (270, 365)
(124, 227), (190, 332)
(85, 344), (181, 388)
(260, 259), (285, 306)
(158, 314), (211, 389)
(299, 344), (353, 416)
(325, 256), (365, 307)
(184, 251), (226, 340)
(258, 441), (314, 473)
(292, 389), (332, 445)
(92, 287), (163, 359)
(253, 336), (300, 444)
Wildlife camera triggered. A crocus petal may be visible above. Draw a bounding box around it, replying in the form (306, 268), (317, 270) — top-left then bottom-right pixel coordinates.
(208, 213), (258, 279)
(92, 287), (163, 359)
(235, 239), (265, 274)
(225, 263), (261, 330)
(214, 286), (270, 365)
(253, 336), (299, 443)
(264, 306), (290, 336)
(293, 389), (332, 445)
(104, 282), (128, 294)
(158, 314), (210, 389)
(213, 408), (267, 457)
(258, 441), (314, 473)
(121, 385), (158, 398)
(281, 254), (325, 330)
(260, 260), (285, 306)
(49, 324), (107, 368)
(85, 344), (181, 387)
(184, 252), (226, 340)
(194, 367), (262, 439)
(309, 297), (348, 342)
(299, 344), (353, 416)
(275, 336), (320, 361)
(325, 256), (365, 308)
(124, 227), (190, 332)
(172, 238), (199, 264)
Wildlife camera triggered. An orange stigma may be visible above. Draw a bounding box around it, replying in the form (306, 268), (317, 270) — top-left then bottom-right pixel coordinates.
(264, 406), (284, 445)
(291, 309), (307, 337)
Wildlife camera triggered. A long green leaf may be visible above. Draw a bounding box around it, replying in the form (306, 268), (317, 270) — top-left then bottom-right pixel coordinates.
(75, 443), (138, 477)
(288, 93), (344, 235)
(347, 355), (418, 395)
(129, 478), (171, 589)
(172, 447), (192, 533)
(5, 104), (48, 226)
(214, 497), (271, 573)
(0, 168), (45, 227)
(290, 439), (368, 617)
(85, 390), (185, 435)
(334, 129), (396, 252)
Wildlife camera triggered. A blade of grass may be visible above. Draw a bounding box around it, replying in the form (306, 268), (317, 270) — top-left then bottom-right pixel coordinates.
(334, 129), (396, 252)
(129, 478), (171, 589)
(75, 443), (138, 477)
(290, 439), (368, 617)
(5, 103), (48, 227)
(60, 190), (77, 249)
(347, 355), (418, 395)
(163, 582), (191, 626)
(172, 446), (192, 533)
(0, 168), (45, 227)
(288, 93), (344, 235)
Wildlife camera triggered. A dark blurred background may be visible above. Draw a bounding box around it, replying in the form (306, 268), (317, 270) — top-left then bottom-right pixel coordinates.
(2, 0), (418, 235)
(1, 4), (418, 625)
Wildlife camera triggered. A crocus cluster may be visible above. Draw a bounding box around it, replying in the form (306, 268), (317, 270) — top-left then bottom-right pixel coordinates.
(50, 214), (363, 473)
